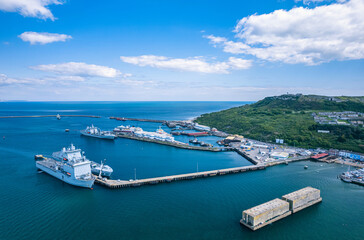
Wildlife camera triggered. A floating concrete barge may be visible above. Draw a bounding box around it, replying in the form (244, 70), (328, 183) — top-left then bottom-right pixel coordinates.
(282, 187), (322, 213)
(241, 187), (322, 231)
(240, 198), (291, 231)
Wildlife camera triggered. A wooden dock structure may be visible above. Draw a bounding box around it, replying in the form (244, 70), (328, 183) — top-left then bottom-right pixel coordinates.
(94, 164), (266, 189)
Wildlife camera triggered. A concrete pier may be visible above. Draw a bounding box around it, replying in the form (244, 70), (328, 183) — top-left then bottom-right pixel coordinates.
(94, 164), (265, 189)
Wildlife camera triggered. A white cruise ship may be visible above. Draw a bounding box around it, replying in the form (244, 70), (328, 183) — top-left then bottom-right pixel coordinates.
(113, 125), (141, 134)
(134, 127), (175, 142)
(36, 144), (95, 188)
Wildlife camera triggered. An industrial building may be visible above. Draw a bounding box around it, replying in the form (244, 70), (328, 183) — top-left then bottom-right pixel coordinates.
(282, 187), (322, 213)
(270, 151), (289, 160)
(240, 198), (291, 231)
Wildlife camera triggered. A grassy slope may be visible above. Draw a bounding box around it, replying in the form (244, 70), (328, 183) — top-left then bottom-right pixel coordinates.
(196, 95), (364, 153)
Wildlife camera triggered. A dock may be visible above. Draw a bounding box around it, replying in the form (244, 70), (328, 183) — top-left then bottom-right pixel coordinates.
(116, 133), (222, 152)
(94, 164), (266, 188)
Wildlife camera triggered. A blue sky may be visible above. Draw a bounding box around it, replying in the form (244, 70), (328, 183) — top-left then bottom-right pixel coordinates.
(0, 0), (363, 101)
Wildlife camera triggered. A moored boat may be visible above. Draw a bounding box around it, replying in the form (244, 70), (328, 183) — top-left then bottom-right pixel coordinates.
(81, 125), (115, 139)
(35, 144), (95, 188)
(91, 160), (113, 177)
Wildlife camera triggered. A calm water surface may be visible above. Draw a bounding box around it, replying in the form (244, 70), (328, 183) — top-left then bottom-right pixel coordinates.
(0, 102), (363, 240)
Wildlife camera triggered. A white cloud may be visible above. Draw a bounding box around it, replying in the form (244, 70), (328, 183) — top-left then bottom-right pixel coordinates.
(44, 75), (86, 82)
(295, 0), (347, 5)
(0, 0), (63, 20)
(120, 55), (252, 73)
(19, 32), (72, 45)
(0, 73), (44, 85)
(206, 0), (364, 65)
(31, 62), (122, 78)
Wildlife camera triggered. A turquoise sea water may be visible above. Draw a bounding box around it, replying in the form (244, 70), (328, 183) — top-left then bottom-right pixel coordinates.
(0, 102), (363, 240)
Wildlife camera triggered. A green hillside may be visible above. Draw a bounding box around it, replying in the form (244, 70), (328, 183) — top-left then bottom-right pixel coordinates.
(196, 94), (364, 153)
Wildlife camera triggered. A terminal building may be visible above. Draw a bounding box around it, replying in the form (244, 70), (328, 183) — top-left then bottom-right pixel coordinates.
(282, 187), (322, 213)
(240, 198), (291, 231)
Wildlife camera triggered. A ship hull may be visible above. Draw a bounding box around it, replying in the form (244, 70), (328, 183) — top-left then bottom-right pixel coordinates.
(36, 162), (95, 188)
(80, 130), (115, 140)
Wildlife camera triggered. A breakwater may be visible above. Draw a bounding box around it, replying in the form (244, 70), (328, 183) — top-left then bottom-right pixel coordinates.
(0, 115), (101, 118)
(110, 116), (165, 123)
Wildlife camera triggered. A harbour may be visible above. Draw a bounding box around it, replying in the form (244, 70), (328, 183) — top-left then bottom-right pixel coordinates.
(0, 101), (363, 240)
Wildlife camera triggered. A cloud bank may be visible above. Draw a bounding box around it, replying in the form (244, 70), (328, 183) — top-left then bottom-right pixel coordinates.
(0, 0), (63, 20)
(206, 0), (364, 65)
(120, 55), (252, 73)
(19, 32), (72, 45)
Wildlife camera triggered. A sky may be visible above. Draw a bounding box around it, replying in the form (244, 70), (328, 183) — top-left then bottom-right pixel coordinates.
(0, 0), (363, 101)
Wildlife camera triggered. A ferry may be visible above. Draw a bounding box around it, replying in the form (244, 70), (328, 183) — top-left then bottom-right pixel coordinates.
(81, 125), (115, 139)
(35, 144), (95, 188)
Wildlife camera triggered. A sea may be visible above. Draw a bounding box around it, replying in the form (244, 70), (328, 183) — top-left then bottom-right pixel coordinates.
(0, 102), (363, 240)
